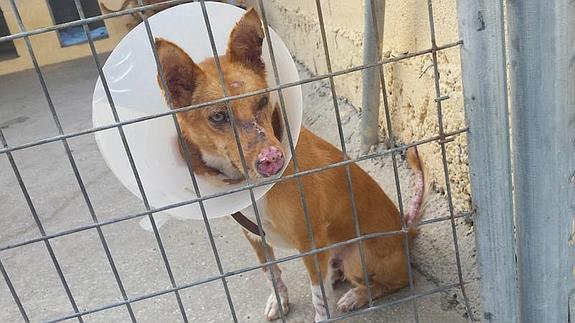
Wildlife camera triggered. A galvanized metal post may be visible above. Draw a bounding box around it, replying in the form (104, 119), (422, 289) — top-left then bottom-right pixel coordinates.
(360, 0), (385, 153)
(507, 0), (575, 322)
(456, 1), (518, 322)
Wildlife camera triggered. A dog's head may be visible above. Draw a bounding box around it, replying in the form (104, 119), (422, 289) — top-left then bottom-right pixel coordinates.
(155, 9), (284, 181)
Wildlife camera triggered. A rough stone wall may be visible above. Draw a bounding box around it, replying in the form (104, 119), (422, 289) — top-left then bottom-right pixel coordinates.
(246, 0), (471, 213)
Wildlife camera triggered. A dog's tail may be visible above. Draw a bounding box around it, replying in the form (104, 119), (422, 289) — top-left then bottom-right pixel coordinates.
(100, 0), (133, 14)
(405, 146), (431, 237)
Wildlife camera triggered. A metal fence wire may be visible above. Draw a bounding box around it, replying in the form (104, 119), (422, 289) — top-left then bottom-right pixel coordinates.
(0, 0), (478, 322)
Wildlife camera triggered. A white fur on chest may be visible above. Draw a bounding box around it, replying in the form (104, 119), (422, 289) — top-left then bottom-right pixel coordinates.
(240, 198), (294, 249)
(202, 152), (243, 179)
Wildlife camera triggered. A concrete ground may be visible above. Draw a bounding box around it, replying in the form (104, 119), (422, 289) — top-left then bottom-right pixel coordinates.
(0, 55), (478, 322)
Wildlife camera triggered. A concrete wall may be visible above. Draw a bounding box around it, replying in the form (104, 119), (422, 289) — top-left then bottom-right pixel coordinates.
(0, 0), (131, 75)
(248, 0), (471, 212)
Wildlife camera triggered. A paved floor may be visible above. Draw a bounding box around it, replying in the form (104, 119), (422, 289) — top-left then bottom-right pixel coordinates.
(0, 55), (472, 322)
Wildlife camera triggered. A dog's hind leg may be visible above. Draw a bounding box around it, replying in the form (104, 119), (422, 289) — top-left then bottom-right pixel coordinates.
(336, 284), (384, 312)
(242, 229), (289, 321)
(337, 242), (408, 312)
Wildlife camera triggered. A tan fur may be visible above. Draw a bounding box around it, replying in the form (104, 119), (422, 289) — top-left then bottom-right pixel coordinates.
(155, 9), (279, 180)
(155, 8), (429, 321)
(266, 129), (412, 290)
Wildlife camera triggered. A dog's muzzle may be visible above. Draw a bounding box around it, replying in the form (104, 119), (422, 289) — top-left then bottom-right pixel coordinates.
(255, 146), (284, 177)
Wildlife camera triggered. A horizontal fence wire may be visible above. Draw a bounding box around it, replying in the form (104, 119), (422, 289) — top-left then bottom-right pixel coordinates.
(0, 0), (195, 44)
(0, 128), (468, 253)
(0, 40), (461, 156)
(0, 0), (473, 322)
(44, 225), (472, 323)
(323, 282), (462, 323)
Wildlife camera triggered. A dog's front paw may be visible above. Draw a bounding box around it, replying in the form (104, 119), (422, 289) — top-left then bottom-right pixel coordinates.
(264, 291), (289, 321)
(314, 311), (328, 322)
(312, 296), (328, 322)
(337, 289), (358, 312)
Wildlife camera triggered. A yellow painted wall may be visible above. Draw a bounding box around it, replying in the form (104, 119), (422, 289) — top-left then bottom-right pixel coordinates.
(247, 0), (471, 211)
(0, 0), (132, 75)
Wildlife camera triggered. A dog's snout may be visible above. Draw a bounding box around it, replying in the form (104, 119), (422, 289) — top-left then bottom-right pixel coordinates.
(256, 146), (284, 177)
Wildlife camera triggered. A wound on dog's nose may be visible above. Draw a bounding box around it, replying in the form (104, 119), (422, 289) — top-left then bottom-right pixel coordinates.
(256, 146), (284, 177)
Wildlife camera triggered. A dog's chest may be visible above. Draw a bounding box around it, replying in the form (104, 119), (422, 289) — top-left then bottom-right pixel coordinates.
(240, 198), (293, 249)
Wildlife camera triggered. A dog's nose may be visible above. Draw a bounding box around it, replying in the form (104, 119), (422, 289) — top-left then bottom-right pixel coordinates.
(256, 146), (285, 177)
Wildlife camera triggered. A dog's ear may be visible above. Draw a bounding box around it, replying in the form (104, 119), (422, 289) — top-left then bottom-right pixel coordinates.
(227, 8), (265, 73)
(155, 38), (203, 109)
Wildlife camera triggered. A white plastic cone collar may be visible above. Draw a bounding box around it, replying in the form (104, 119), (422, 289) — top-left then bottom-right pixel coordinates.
(92, 2), (302, 228)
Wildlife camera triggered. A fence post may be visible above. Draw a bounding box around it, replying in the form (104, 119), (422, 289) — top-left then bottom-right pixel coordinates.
(456, 1), (518, 322)
(360, 0), (385, 153)
(506, 1), (575, 322)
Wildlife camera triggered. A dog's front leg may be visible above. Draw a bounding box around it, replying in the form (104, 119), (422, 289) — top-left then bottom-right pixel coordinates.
(242, 229), (289, 321)
(302, 252), (332, 322)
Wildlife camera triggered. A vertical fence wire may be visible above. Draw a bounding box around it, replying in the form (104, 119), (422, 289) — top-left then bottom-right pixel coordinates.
(255, 0), (332, 319)
(197, 0), (295, 321)
(64, 0), (190, 320)
(365, 0), (420, 320)
(425, 0), (473, 320)
(4, 1), (103, 321)
(0, 256), (29, 322)
(0, 0), (481, 321)
(132, 0), (241, 320)
(74, 0), (241, 321)
(313, 0), (374, 310)
(0, 128), (82, 323)
(15, 1), (146, 320)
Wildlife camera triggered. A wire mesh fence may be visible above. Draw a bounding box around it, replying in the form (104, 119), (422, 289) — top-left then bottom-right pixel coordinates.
(0, 0), (477, 322)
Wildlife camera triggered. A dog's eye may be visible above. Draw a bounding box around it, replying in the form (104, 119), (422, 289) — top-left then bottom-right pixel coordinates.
(258, 96), (269, 109)
(209, 110), (229, 125)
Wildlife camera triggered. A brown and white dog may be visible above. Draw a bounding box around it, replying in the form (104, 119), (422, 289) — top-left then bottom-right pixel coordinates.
(154, 9), (429, 322)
